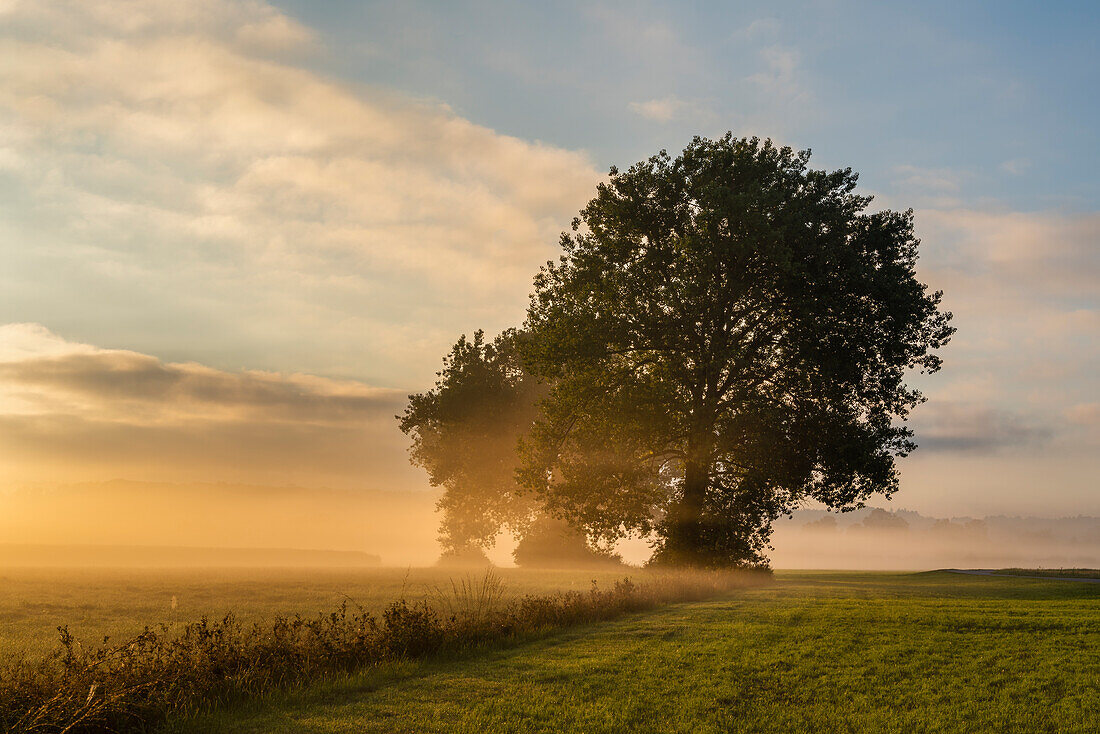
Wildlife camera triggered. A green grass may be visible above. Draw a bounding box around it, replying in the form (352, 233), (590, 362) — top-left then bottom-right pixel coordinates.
(0, 567), (634, 660)
(168, 571), (1099, 734)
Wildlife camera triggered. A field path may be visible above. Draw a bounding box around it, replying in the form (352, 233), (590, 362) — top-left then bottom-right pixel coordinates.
(945, 569), (1100, 583)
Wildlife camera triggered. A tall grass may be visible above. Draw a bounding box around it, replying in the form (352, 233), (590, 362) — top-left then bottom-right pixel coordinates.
(432, 569), (508, 628)
(0, 569), (769, 733)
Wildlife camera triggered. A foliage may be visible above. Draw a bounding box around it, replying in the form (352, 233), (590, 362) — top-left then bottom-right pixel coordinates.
(519, 134), (954, 567)
(856, 507), (910, 531)
(399, 329), (545, 550)
(0, 570), (769, 733)
(399, 330), (613, 563)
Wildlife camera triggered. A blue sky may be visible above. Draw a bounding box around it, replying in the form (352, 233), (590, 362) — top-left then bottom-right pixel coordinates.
(0, 0), (1096, 517)
(280, 0), (1098, 211)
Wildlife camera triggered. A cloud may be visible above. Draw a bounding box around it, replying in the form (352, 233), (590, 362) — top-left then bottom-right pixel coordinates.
(733, 18), (780, 41)
(628, 97), (683, 123)
(893, 165), (966, 195)
(585, 3), (690, 63)
(918, 208), (1100, 299)
(748, 45), (802, 100)
(1066, 402), (1100, 426)
(908, 207), (1098, 411)
(999, 158), (1030, 176)
(0, 324), (418, 489)
(627, 96), (711, 124)
(1064, 402), (1100, 444)
(0, 323), (98, 361)
(0, 0), (601, 387)
(911, 401), (1054, 453)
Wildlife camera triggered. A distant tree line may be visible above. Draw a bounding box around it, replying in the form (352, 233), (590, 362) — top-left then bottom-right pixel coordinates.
(400, 135), (953, 568)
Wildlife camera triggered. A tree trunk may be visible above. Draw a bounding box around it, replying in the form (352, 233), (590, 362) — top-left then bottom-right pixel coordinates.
(663, 459), (709, 565)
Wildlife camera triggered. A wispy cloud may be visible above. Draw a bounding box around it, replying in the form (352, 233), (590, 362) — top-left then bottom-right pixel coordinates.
(733, 17), (780, 41)
(999, 158), (1030, 176)
(893, 165), (967, 195)
(909, 206), (1099, 440)
(918, 208), (1100, 298)
(1066, 402), (1100, 426)
(584, 2), (694, 66)
(748, 45), (803, 100)
(0, 0), (600, 386)
(912, 401), (1054, 453)
(0, 324), (416, 489)
(627, 96), (712, 124)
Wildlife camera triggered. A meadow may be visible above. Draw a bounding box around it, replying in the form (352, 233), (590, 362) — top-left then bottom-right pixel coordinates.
(167, 571), (1099, 734)
(0, 567), (637, 660)
(1, 566), (763, 732)
(2, 569), (1096, 733)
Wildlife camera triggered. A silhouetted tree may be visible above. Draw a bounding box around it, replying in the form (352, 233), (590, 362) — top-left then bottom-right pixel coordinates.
(435, 544), (493, 568)
(857, 508), (910, 532)
(518, 135), (953, 567)
(399, 329), (542, 552)
(512, 515), (623, 568)
(399, 329), (611, 564)
(803, 515), (839, 532)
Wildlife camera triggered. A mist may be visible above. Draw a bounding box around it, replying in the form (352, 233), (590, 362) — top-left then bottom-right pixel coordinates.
(0, 481), (442, 567)
(2, 481), (1096, 570)
(768, 508), (1100, 570)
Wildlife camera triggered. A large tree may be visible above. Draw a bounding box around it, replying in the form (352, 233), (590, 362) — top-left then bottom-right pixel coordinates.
(518, 135), (954, 567)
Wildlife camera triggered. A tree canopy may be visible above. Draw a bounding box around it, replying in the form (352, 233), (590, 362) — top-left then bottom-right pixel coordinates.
(400, 134), (953, 568)
(516, 135), (953, 567)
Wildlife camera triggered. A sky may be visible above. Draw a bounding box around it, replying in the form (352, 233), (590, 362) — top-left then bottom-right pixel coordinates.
(0, 0), (1096, 520)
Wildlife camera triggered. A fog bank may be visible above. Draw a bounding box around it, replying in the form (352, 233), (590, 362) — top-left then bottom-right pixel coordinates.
(2, 482), (1096, 570)
(769, 508), (1100, 570)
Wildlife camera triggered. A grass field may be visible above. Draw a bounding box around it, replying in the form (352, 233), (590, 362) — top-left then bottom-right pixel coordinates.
(0, 567), (633, 660)
(165, 571), (1099, 734)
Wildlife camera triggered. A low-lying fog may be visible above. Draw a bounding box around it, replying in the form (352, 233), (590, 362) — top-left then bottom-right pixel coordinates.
(1, 481), (1096, 570)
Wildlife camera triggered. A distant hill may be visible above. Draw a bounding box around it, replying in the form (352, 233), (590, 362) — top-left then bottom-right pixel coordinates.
(0, 543), (381, 568)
